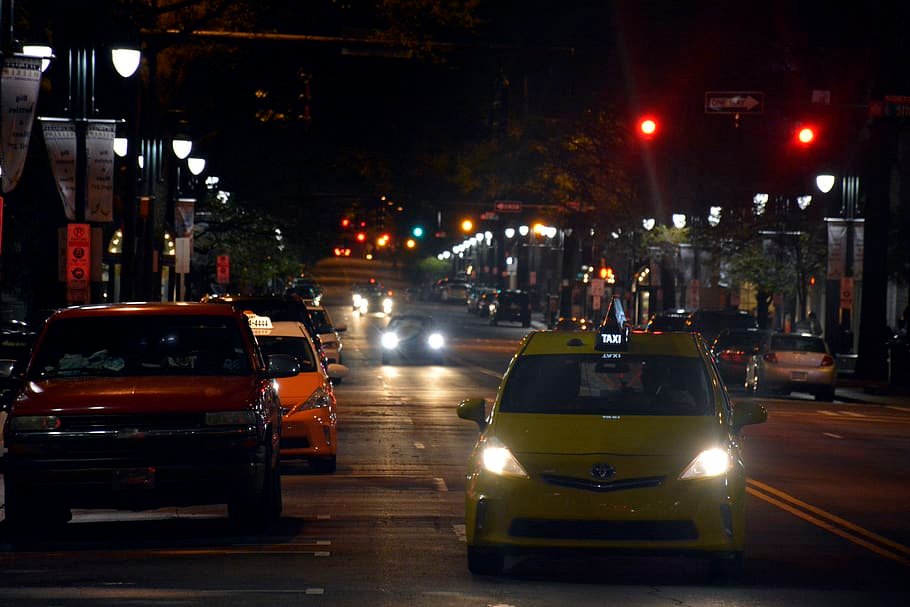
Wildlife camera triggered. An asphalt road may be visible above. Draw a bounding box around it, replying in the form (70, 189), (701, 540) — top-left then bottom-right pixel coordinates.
(1, 267), (908, 605)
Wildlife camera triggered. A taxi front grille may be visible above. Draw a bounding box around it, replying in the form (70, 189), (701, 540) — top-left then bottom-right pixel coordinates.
(58, 414), (207, 432)
(541, 474), (664, 493)
(509, 518), (698, 541)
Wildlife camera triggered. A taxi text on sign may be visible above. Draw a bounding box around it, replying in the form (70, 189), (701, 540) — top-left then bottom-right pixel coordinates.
(67, 223), (91, 304)
(216, 255), (230, 285)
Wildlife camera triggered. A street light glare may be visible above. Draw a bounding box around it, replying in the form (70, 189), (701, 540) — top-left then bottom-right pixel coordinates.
(111, 48), (141, 78)
(816, 174), (836, 193)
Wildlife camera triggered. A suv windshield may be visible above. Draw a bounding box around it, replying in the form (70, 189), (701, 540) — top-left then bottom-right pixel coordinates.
(30, 316), (252, 378)
(500, 354), (711, 416)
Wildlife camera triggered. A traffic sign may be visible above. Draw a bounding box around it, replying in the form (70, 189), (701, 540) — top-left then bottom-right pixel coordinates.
(705, 91), (764, 114)
(494, 200), (521, 213)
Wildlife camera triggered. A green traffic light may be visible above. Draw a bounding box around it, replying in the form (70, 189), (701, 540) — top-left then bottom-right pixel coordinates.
(411, 226), (424, 238)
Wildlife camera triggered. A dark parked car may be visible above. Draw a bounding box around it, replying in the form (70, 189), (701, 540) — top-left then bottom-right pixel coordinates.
(711, 328), (769, 389)
(1, 303), (298, 532)
(685, 309), (759, 346)
(645, 309), (690, 332)
(489, 290), (531, 327)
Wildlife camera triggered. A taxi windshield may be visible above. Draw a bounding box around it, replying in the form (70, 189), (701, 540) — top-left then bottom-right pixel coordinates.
(500, 354), (712, 416)
(30, 316), (252, 379)
(256, 335), (317, 372)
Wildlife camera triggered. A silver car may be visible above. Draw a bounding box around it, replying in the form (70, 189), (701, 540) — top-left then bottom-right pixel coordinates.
(745, 332), (836, 401)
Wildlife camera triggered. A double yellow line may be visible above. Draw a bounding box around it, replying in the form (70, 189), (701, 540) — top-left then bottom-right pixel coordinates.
(747, 479), (910, 567)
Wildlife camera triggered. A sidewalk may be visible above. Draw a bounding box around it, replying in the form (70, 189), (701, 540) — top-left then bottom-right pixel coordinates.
(834, 376), (910, 406)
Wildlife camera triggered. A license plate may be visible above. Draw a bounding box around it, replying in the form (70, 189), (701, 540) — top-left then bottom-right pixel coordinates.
(113, 467), (156, 489)
(791, 371), (808, 382)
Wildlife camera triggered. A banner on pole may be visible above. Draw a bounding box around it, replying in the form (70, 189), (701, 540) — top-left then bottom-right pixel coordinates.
(86, 120), (116, 222)
(1, 55), (42, 193)
(41, 119), (77, 220)
(216, 255), (230, 285)
(826, 221), (847, 280)
(175, 198), (196, 237)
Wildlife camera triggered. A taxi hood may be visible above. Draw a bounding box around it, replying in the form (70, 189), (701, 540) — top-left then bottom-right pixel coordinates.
(12, 376), (264, 416)
(490, 413), (722, 456)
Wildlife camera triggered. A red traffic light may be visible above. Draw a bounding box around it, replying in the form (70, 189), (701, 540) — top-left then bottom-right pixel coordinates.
(795, 124), (817, 146)
(638, 116), (658, 138)
(341, 218), (351, 228)
(355, 232), (366, 242)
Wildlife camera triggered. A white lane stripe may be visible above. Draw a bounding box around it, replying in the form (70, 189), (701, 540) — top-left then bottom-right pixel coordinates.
(841, 411), (867, 417)
(434, 477), (449, 492)
(887, 406), (910, 412)
(414, 442), (425, 449)
(316, 514), (331, 520)
(823, 432), (844, 439)
(818, 410), (838, 416)
(453, 524), (466, 543)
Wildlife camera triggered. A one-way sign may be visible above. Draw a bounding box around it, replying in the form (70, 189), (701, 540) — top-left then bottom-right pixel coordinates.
(705, 91), (764, 114)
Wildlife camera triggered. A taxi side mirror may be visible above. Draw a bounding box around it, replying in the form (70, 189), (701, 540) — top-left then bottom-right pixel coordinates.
(457, 397), (487, 431)
(733, 400), (768, 431)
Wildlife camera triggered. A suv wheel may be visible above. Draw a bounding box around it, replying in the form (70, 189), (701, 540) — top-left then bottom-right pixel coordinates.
(229, 444), (281, 530)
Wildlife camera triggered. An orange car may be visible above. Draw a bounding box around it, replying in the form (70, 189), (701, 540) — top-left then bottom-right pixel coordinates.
(250, 316), (348, 472)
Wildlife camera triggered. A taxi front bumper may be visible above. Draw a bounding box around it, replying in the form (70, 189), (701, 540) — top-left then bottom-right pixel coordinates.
(465, 470), (744, 556)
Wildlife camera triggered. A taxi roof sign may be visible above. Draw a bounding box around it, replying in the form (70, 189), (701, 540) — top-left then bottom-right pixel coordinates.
(246, 313), (274, 333)
(595, 296), (630, 352)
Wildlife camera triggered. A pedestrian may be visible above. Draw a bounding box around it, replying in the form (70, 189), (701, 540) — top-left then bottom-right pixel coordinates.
(808, 311), (822, 336)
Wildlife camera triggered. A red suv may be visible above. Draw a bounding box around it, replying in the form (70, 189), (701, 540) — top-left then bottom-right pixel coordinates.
(1, 303), (299, 533)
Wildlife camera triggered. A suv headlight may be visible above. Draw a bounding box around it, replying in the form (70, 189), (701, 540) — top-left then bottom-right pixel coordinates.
(679, 447), (730, 480)
(11, 415), (61, 432)
(479, 437), (529, 478)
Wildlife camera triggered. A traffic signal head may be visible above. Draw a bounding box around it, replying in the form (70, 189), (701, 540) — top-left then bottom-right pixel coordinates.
(460, 219), (474, 233)
(795, 124), (817, 147)
(638, 116), (658, 139)
(340, 218), (351, 228)
(411, 226), (424, 238)
(406, 238), (417, 249)
(355, 232), (366, 243)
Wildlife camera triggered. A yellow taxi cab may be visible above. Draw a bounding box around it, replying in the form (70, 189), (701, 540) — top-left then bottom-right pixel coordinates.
(249, 315), (348, 473)
(457, 298), (767, 577)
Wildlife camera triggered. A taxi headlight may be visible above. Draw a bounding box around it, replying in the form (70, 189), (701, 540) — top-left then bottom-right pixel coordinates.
(679, 447), (730, 480)
(479, 438), (529, 478)
(382, 298), (393, 313)
(300, 387), (332, 411)
(11, 415), (61, 432)
(381, 332), (399, 349)
(427, 332), (444, 349)
(205, 411), (257, 426)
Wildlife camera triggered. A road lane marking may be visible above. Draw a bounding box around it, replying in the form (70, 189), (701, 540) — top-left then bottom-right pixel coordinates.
(414, 442), (425, 449)
(747, 479), (910, 567)
(453, 524), (466, 542)
(434, 477), (449, 492)
(819, 410), (839, 416)
(823, 432), (844, 439)
(886, 406), (910, 412)
(840, 411), (867, 417)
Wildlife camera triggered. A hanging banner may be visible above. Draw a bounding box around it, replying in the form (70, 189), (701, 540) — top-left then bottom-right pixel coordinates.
(66, 223), (91, 305)
(41, 119), (77, 220)
(86, 120), (116, 222)
(826, 221), (847, 280)
(1, 55), (42, 193)
(175, 197), (196, 237)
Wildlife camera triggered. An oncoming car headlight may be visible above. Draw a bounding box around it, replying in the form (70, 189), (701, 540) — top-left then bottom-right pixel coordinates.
(679, 447), (730, 480)
(479, 437), (529, 478)
(358, 300), (369, 314)
(381, 332), (399, 349)
(382, 298), (393, 314)
(427, 332), (444, 349)
(352, 293), (362, 306)
(205, 411), (257, 426)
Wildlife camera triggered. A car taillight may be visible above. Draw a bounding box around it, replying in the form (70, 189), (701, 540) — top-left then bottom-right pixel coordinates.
(820, 355), (835, 367)
(763, 352), (778, 364)
(719, 350), (746, 363)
